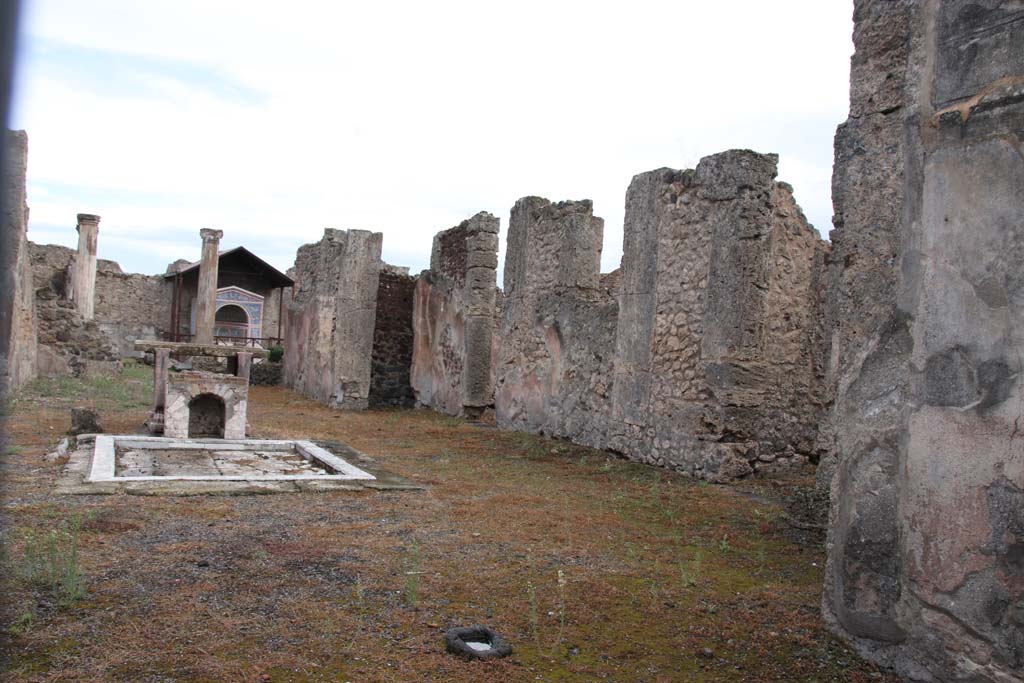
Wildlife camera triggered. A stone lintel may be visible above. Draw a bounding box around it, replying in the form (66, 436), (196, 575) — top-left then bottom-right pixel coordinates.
(133, 340), (269, 358)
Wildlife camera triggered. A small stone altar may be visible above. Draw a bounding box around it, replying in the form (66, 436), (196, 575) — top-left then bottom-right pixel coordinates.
(165, 371), (248, 439)
(135, 340), (265, 437)
(135, 229), (266, 437)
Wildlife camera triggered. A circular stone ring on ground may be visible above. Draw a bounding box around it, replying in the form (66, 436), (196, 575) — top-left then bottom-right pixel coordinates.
(444, 626), (513, 660)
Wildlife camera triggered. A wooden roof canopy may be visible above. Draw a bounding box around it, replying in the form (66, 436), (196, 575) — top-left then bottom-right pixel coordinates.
(164, 246), (294, 288)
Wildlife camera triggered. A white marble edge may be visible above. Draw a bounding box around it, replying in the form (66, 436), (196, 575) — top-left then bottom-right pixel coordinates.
(86, 435), (377, 482)
(88, 435), (117, 482)
(296, 441), (376, 480)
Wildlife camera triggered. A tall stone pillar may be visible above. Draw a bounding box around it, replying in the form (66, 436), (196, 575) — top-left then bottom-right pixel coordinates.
(194, 228), (223, 345)
(822, 3), (1024, 681)
(71, 213), (100, 320)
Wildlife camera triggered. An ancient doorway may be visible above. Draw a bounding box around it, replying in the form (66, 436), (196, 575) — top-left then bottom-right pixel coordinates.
(188, 393), (226, 438)
(214, 304), (249, 339)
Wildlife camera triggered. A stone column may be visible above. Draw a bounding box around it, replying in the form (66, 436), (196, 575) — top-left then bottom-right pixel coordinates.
(146, 348), (171, 434)
(235, 352), (253, 383)
(71, 214), (100, 320)
(153, 348), (170, 411)
(194, 228), (223, 345)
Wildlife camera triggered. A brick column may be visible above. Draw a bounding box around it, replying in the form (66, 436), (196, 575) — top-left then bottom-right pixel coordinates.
(71, 213), (100, 320)
(194, 228), (223, 344)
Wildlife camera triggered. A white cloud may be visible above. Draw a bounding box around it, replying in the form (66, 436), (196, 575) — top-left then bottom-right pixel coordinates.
(12, 0), (854, 278)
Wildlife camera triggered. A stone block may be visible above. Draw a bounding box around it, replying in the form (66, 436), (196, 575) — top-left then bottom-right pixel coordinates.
(69, 407), (103, 435)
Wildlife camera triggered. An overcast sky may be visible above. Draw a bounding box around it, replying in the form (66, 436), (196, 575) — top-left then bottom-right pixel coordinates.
(10, 1), (854, 279)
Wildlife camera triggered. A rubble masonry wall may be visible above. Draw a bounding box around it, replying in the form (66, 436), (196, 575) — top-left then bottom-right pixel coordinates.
(609, 151), (827, 481)
(29, 242), (154, 374)
(415, 151), (827, 482)
(494, 198), (617, 448)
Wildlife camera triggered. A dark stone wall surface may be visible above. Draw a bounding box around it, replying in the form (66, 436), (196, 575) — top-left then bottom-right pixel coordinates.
(29, 242), (119, 375)
(823, 2), (1024, 680)
(369, 267), (416, 407)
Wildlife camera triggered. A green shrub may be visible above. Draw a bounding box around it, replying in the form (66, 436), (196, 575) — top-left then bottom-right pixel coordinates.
(269, 345), (284, 363)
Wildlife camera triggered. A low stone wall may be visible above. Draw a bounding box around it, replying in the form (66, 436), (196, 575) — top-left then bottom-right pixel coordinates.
(410, 213), (499, 416)
(250, 360), (282, 386)
(369, 265), (416, 407)
(283, 228), (382, 409)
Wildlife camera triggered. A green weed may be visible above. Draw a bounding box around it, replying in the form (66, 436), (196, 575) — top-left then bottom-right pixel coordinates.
(680, 549), (702, 588)
(402, 540), (421, 607)
(354, 574), (366, 610)
(20, 515), (87, 607)
(526, 580), (540, 647)
(5, 611), (34, 637)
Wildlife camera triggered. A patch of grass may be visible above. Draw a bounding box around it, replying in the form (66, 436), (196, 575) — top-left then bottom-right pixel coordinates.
(512, 431), (549, 460)
(5, 610), (34, 637)
(353, 574), (366, 610)
(20, 514), (87, 607)
(14, 360), (152, 411)
(556, 568), (567, 647)
(680, 549), (702, 588)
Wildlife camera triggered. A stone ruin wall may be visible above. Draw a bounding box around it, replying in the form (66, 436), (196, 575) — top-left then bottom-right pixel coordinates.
(0, 130), (37, 393)
(283, 228), (382, 409)
(608, 151), (828, 480)
(494, 198), (617, 448)
(369, 264), (416, 407)
(27, 241), (167, 375)
(410, 212), (499, 416)
(412, 151), (827, 482)
(822, 1), (1024, 681)
(94, 259), (170, 358)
